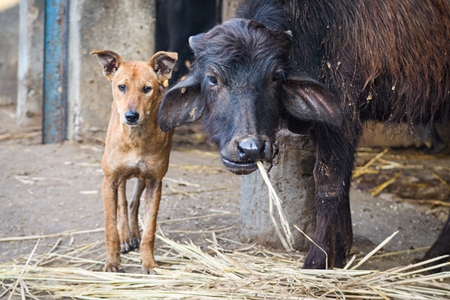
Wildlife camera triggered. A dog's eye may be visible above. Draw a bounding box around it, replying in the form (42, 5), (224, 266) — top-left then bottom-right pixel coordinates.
(142, 86), (152, 93)
(118, 84), (126, 92)
(207, 75), (218, 86)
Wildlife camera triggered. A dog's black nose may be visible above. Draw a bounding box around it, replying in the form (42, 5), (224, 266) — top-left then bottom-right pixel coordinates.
(125, 111), (139, 123)
(125, 111), (139, 124)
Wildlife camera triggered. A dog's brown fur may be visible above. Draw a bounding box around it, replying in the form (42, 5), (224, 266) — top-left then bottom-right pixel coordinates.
(91, 49), (177, 273)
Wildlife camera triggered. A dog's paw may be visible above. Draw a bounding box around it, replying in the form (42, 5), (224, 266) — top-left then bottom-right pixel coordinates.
(131, 237), (141, 250)
(104, 263), (125, 273)
(120, 241), (133, 253)
(141, 257), (159, 274)
(120, 237), (141, 253)
(142, 263), (159, 275)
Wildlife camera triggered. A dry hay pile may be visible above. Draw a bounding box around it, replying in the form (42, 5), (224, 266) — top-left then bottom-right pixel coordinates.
(0, 230), (449, 300)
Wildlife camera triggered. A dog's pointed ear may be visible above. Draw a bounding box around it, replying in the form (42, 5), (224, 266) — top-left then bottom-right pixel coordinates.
(281, 76), (343, 127)
(149, 51), (178, 83)
(90, 49), (124, 81)
(158, 74), (204, 132)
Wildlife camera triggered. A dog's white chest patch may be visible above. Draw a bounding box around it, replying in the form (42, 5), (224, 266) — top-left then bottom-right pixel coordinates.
(125, 154), (150, 172)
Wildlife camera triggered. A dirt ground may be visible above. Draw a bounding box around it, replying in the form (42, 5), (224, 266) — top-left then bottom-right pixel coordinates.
(1, 102), (449, 283)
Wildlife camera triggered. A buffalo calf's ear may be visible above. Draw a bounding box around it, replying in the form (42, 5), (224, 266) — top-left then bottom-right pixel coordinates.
(90, 49), (124, 81)
(149, 51), (178, 83)
(158, 75), (205, 132)
(188, 33), (205, 53)
(281, 76), (343, 127)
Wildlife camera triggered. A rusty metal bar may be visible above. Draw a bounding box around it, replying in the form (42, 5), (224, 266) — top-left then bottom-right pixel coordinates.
(42, 0), (68, 143)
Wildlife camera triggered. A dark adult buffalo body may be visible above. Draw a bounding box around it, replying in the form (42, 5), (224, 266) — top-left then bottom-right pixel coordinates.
(158, 0), (450, 270)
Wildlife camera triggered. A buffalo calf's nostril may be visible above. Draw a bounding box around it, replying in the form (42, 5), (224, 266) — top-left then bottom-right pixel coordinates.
(237, 137), (266, 160)
(125, 111), (139, 123)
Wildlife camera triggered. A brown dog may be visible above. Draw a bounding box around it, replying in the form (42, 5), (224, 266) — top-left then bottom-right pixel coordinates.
(91, 49), (177, 273)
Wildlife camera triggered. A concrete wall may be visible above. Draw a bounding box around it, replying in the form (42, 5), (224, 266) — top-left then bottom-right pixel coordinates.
(67, 0), (156, 142)
(0, 3), (19, 106)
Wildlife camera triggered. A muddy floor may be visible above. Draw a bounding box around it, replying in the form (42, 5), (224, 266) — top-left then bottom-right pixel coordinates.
(1, 103), (449, 283)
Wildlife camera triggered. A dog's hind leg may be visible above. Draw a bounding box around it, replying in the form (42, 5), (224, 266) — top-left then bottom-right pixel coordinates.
(117, 181), (134, 253)
(128, 178), (145, 250)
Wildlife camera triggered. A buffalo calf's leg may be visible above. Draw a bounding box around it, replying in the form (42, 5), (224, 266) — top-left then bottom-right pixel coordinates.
(422, 214), (450, 272)
(303, 125), (355, 269)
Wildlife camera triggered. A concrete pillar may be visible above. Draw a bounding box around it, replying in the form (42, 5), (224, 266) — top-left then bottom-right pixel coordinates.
(240, 130), (317, 251)
(0, 3), (19, 107)
(16, 0), (44, 127)
(67, 0), (156, 142)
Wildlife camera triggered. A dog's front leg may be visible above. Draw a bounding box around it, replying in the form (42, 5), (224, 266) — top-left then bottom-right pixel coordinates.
(140, 179), (162, 274)
(102, 177), (124, 272)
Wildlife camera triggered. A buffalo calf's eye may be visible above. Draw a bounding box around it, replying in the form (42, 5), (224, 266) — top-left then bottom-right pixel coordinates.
(207, 75), (218, 86)
(118, 84), (126, 92)
(273, 72), (283, 82)
(142, 86), (152, 93)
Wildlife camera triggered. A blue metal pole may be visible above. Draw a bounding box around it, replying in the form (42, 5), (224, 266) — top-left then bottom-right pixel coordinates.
(43, 0), (68, 143)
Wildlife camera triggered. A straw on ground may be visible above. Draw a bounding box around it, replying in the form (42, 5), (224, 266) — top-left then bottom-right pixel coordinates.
(1, 230), (449, 300)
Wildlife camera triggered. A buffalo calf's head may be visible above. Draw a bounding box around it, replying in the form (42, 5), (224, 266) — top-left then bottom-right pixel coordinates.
(158, 18), (342, 175)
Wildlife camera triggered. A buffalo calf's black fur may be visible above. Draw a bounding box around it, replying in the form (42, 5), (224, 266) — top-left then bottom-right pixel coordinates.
(158, 0), (450, 270)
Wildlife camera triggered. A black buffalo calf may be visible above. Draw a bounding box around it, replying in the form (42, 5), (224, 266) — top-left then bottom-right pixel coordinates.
(158, 0), (450, 271)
